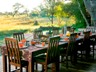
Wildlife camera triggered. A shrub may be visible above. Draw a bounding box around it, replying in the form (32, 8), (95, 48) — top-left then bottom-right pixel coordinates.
(34, 20), (38, 25)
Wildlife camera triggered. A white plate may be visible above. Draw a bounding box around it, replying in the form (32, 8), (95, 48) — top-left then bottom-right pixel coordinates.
(35, 44), (48, 48)
(20, 46), (28, 49)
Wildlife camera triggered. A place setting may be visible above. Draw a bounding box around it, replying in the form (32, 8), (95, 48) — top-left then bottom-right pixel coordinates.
(35, 42), (48, 48)
(18, 39), (31, 49)
(29, 38), (47, 48)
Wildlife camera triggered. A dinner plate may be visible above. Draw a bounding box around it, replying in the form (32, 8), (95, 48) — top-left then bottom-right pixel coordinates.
(20, 46), (28, 49)
(35, 44), (48, 48)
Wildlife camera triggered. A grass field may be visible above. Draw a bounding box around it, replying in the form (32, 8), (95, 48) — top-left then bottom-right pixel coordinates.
(0, 15), (61, 45)
(0, 14), (76, 45)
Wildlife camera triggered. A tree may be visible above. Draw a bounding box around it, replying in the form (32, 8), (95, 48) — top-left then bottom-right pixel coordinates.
(43, 0), (64, 25)
(39, 4), (47, 17)
(44, 0), (56, 24)
(62, 0), (86, 28)
(30, 8), (39, 17)
(40, 0), (86, 28)
(12, 3), (24, 17)
(76, 0), (89, 26)
(23, 9), (29, 16)
(54, 2), (65, 25)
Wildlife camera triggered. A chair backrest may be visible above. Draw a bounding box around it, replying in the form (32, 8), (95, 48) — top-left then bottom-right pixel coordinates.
(83, 31), (90, 40)
(86, 26), (95, 33)
(52, 28), (59, 36)
(69, 33), (77, 42)
(5, 38), (21, 66)
(13, 32), (25, 42)
(67, 33), (77, 55)
(90, 34), (96, 45)
(83, 31), (90, 46)
(67, 26), (72, 32)
(33, 30), (43, 39)
(46, 36), (60, 64)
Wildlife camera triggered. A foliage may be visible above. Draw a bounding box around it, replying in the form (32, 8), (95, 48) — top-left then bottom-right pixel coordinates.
(12, 3), (29, 17)
(37, 0), (86, 28)
(34, 20), (39, 25)
(12, 3), (24, 16)
(43, 0), (57, 24)
(39, 4), (48, 17)
(62, 0), (86, 28)
(0, 29), (28, 45)
(39, 0), (66, 25)
(29, 9), (39, 18)
(77, 0), (89, 26)
(54, 2), (65, 25)
(0, 0), (89, 45)
(0, 15), (60, 44)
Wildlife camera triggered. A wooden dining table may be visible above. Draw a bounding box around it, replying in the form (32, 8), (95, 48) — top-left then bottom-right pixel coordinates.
(0, 33), (68, 72)
(1, 33), (96, 72)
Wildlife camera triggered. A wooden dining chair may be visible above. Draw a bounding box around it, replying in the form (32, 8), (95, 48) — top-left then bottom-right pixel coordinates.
(13, 32), (25, 42)
(52, 28), (59, 36)
(35, 36), (60, 72)
(39, 35), (49, 43)
(5, 38), (28, 72)
(83, 31), (90, 59)
(86, 26), (95, 33)
(77, 31), (90, 60)
(13, 32), (29, 46)
(60, 33), (77, 63)
(89, 34), (96, 60)
(65, 33), (77, 68)
(33, 29), (43, 39)
(67, 26), (72, 32)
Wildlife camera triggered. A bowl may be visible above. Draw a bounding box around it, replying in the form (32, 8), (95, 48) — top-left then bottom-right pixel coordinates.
(31, 41), (36, 45)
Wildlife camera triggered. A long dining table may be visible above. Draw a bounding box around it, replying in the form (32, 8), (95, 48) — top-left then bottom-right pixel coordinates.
(1, 33), (96, 72)
(0, 33), (68, 72)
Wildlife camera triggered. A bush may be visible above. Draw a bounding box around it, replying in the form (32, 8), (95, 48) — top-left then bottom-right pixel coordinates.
(34, 20), (38, 25)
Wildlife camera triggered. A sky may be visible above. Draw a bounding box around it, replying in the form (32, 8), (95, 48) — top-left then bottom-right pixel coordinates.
(0, 0), (43, 12)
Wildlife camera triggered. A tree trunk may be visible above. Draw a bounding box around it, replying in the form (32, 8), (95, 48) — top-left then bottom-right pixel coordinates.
(51, 13), (54, 24)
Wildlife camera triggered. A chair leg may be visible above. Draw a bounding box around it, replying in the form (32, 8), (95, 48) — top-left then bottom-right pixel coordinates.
(20, 66), (22, 72)
(8, 64), (11, 72)
(44, 65), (47, 72)
(26, 66), (28, 72)
(51, 63), (56, 72)
(15, 66), (17, 69)
(60, 55), (64, 62)
(93, 45), (94, 60)
(86, 47), (90, 60)
(66, 55), (68, 68)
(42, 65), (44, 72)
(36, 63), (38, 71)
(81, 50), (83, 60)
(70, 55), (72, 63)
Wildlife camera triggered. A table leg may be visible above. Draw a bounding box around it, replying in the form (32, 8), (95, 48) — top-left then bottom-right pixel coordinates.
(28, 53), (34, 72)
(55, 58), (60, 72)
(52, 63), (60, 72)
(2, 55), (7, 72)
(32, 54), (34, 72)
(55, 62), (59, 72)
